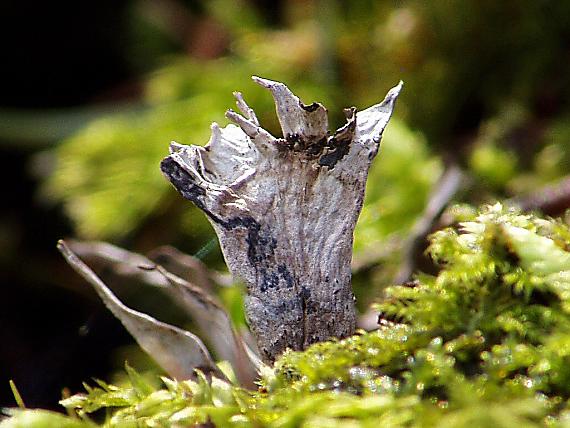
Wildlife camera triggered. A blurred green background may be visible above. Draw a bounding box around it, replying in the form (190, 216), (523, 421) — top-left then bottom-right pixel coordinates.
(1, 0), (570, 411)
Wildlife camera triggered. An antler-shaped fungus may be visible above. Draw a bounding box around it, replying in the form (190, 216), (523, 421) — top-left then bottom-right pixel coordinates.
(161, 77), (402, 362)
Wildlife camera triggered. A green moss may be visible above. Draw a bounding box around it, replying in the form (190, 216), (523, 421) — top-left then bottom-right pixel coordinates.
(5, 204), (570, 427)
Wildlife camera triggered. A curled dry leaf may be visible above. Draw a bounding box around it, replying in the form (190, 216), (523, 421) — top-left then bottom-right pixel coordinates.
(66, 240), (258, 386)
(57, 240), (225, 381)
(161, 76), (402, 362)
(64, 240), (171, 288)
(146, 245), (233, 289)
(149, 264), (259, 385)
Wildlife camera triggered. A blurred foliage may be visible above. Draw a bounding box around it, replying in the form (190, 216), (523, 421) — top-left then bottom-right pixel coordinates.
(6, 204), (570, 426)
(42, 0), (570, 256)
(8, 0), (570, 425)
(355, 119), (442, 256)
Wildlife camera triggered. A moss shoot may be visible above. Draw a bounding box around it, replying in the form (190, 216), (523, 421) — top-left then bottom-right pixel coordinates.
(4, 204), (570, 427)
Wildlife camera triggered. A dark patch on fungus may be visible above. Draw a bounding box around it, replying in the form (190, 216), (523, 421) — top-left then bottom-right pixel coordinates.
(318, 142), (351, 169)
(317, 111), (356, 169)
(306, 143), (322, 156)
(300, 101), (320, 112)
(300, 286), (312, 315)
(286, 133), (301, 145)
(160, 157), (207, 204)
(261, 271), (280, 292)
(255, 297), (303, 332)
(278, 264), (295, 288)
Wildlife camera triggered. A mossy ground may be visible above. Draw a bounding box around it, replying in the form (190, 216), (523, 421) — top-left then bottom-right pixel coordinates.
(4, 204), (570, 427)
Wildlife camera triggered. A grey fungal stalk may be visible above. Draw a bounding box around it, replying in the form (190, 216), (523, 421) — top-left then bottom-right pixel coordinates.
(161, 77), (402, 362)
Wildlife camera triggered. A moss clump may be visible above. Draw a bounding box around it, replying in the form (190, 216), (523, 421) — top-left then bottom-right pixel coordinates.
(268, 204), (570, 426)
(4, 203), (570, 427)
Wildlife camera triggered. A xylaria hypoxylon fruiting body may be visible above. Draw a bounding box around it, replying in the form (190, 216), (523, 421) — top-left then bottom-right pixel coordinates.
(161, 77), (402, 362)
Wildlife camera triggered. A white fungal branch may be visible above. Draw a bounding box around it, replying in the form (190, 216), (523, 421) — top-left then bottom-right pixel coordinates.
(161, 77), (402, 362)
